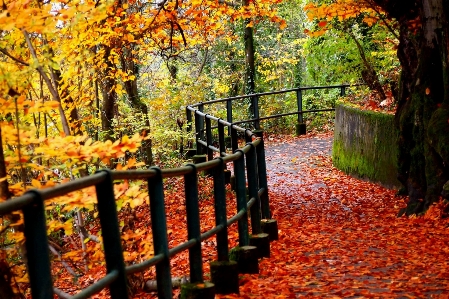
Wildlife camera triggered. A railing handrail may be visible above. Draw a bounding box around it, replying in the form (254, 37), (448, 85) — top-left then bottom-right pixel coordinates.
(186, 83), (359, 157)
(187, 83), (360, 108)
(0, 84), (356, 299)
(0, 105), (267, 299)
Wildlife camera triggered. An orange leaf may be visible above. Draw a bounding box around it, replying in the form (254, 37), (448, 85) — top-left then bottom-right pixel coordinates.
(31, 179), (41, 188)
(318, 20), (327, 27)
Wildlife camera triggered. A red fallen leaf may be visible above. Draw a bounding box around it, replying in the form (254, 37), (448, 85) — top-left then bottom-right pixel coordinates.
(44, 133), (449, 299)
(318, 20), (327, 27)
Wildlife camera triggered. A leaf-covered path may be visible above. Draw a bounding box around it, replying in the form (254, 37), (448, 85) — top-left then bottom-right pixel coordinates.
(218, 133), (449, 298)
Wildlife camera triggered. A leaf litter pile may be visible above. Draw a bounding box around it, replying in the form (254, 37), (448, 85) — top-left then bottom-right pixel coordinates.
(51, 133), (449, 298)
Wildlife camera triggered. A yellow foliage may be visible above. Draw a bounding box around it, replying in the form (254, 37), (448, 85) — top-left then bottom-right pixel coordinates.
(304, 0), (384, 36)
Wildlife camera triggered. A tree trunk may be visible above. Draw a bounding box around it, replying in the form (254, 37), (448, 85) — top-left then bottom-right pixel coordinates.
(120, 48), (153, 166)
(0, 126), (12, 200)
(375, 0), (449, 214)
(53, 70), (83, 135)
(100, 46), (117, 142)
(347, 28), (386, 101)
(243, 0), (257, 122)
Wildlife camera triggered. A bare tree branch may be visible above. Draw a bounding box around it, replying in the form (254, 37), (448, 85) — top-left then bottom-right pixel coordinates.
(49, 244), (78, 278)
(0, 48), (29, 66)
(22, 30), (71, 136)
(53, 287), (72, 299)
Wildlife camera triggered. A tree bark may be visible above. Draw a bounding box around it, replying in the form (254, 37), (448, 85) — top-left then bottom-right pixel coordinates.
(22, 31), (71, 136)
(243, 0), (257, 124)
(0, 126), (12, 200)
(374, 0), (449, 214)
(120, 47), (153, 166)
(100, 46), (117, 142)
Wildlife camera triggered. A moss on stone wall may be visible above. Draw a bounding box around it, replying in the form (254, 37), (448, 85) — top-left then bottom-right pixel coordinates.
(333, 103), (400, 189)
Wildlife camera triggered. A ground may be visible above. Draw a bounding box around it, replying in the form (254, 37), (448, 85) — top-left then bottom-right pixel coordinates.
(50, 133), (449, 298)
(217, 133), (449, 298)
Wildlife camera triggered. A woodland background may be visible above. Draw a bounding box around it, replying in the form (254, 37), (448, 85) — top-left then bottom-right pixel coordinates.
(0, 0), (438, 297)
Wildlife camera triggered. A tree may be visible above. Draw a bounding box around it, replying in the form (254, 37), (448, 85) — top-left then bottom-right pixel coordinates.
(304, 0), (399, 100)
(367, 0), (449, 214)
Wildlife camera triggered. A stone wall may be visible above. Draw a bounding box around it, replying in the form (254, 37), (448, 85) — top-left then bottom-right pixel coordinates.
(333, 103), (400, 189)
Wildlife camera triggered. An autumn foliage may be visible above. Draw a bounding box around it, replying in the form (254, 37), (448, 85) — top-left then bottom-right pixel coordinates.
(0, 0), (287, 296)
(1, 0), (448, 297)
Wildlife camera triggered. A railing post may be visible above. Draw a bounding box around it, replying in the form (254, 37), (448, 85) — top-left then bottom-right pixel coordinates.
(251, 95), (260, 130)
(218, 120), (226, 158)
(253, 131), (270, 219)
(296, 89), (303, 124)
(230, 149), (259, 274)
(245, 137), (270, 258)
(213, 158), (229, 261)
(23, 190), (53, 299)
(194, 112), (203, 155)
(198, 103), (205, 153)
(95, 170), (129, 299)
(147, 167), (173, 299)
(254, 131), (279, 241)
(205, 116), (213, 161)
(226, 99), (232, 136)
(181, 167), (215, 299)
(246, 143), (270, 257)
(233, 150), (249, 247)
(186, 107), (192, 133)
(340, 85), (346, 96)
(245, 142), (261, 235)
(210, 158), (239, 294)
(184, 165), (203, 283)
(296, 89), (306, 135)
(230, 125), (238, 153)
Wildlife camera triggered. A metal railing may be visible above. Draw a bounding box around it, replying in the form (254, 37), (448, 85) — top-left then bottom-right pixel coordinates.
(186, 84), (355, 155)
(0, 115), (272, 299)
(0, 84), (354, 299)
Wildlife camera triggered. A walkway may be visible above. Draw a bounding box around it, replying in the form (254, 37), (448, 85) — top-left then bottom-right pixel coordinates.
(217, 133), (449, 298)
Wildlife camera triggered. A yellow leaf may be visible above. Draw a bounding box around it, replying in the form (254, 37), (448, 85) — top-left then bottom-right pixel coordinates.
(15, 274), (29, 283)
(127, 158), (136, 168)
(31, 179), (41, 188)
(85, 138), (93, 147)
(64, 220), (73, 235)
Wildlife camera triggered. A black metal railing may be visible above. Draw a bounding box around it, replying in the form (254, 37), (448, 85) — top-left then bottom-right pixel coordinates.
(0, 84), (354, 299)
(0, 120), (272, 299)
(186, 84), (355, 155)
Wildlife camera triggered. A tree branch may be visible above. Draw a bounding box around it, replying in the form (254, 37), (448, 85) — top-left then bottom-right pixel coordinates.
(0, 48), (29, 66)
(363, 0), (400, 40)
(53, 287), (72, 299)
(79, 226), (100, 243)
(196, 48), (208, 80)
(22, 30), (71, 136)
(49, 244), (79, 278)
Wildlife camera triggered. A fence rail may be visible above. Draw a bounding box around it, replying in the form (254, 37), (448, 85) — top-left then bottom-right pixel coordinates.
(186, 83), (358, 155)
(0, 122), (272, 299)
(0, 84), (355, 299)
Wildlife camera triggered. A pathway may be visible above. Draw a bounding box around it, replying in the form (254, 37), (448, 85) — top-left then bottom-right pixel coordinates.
(218, 133), (449, 298)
